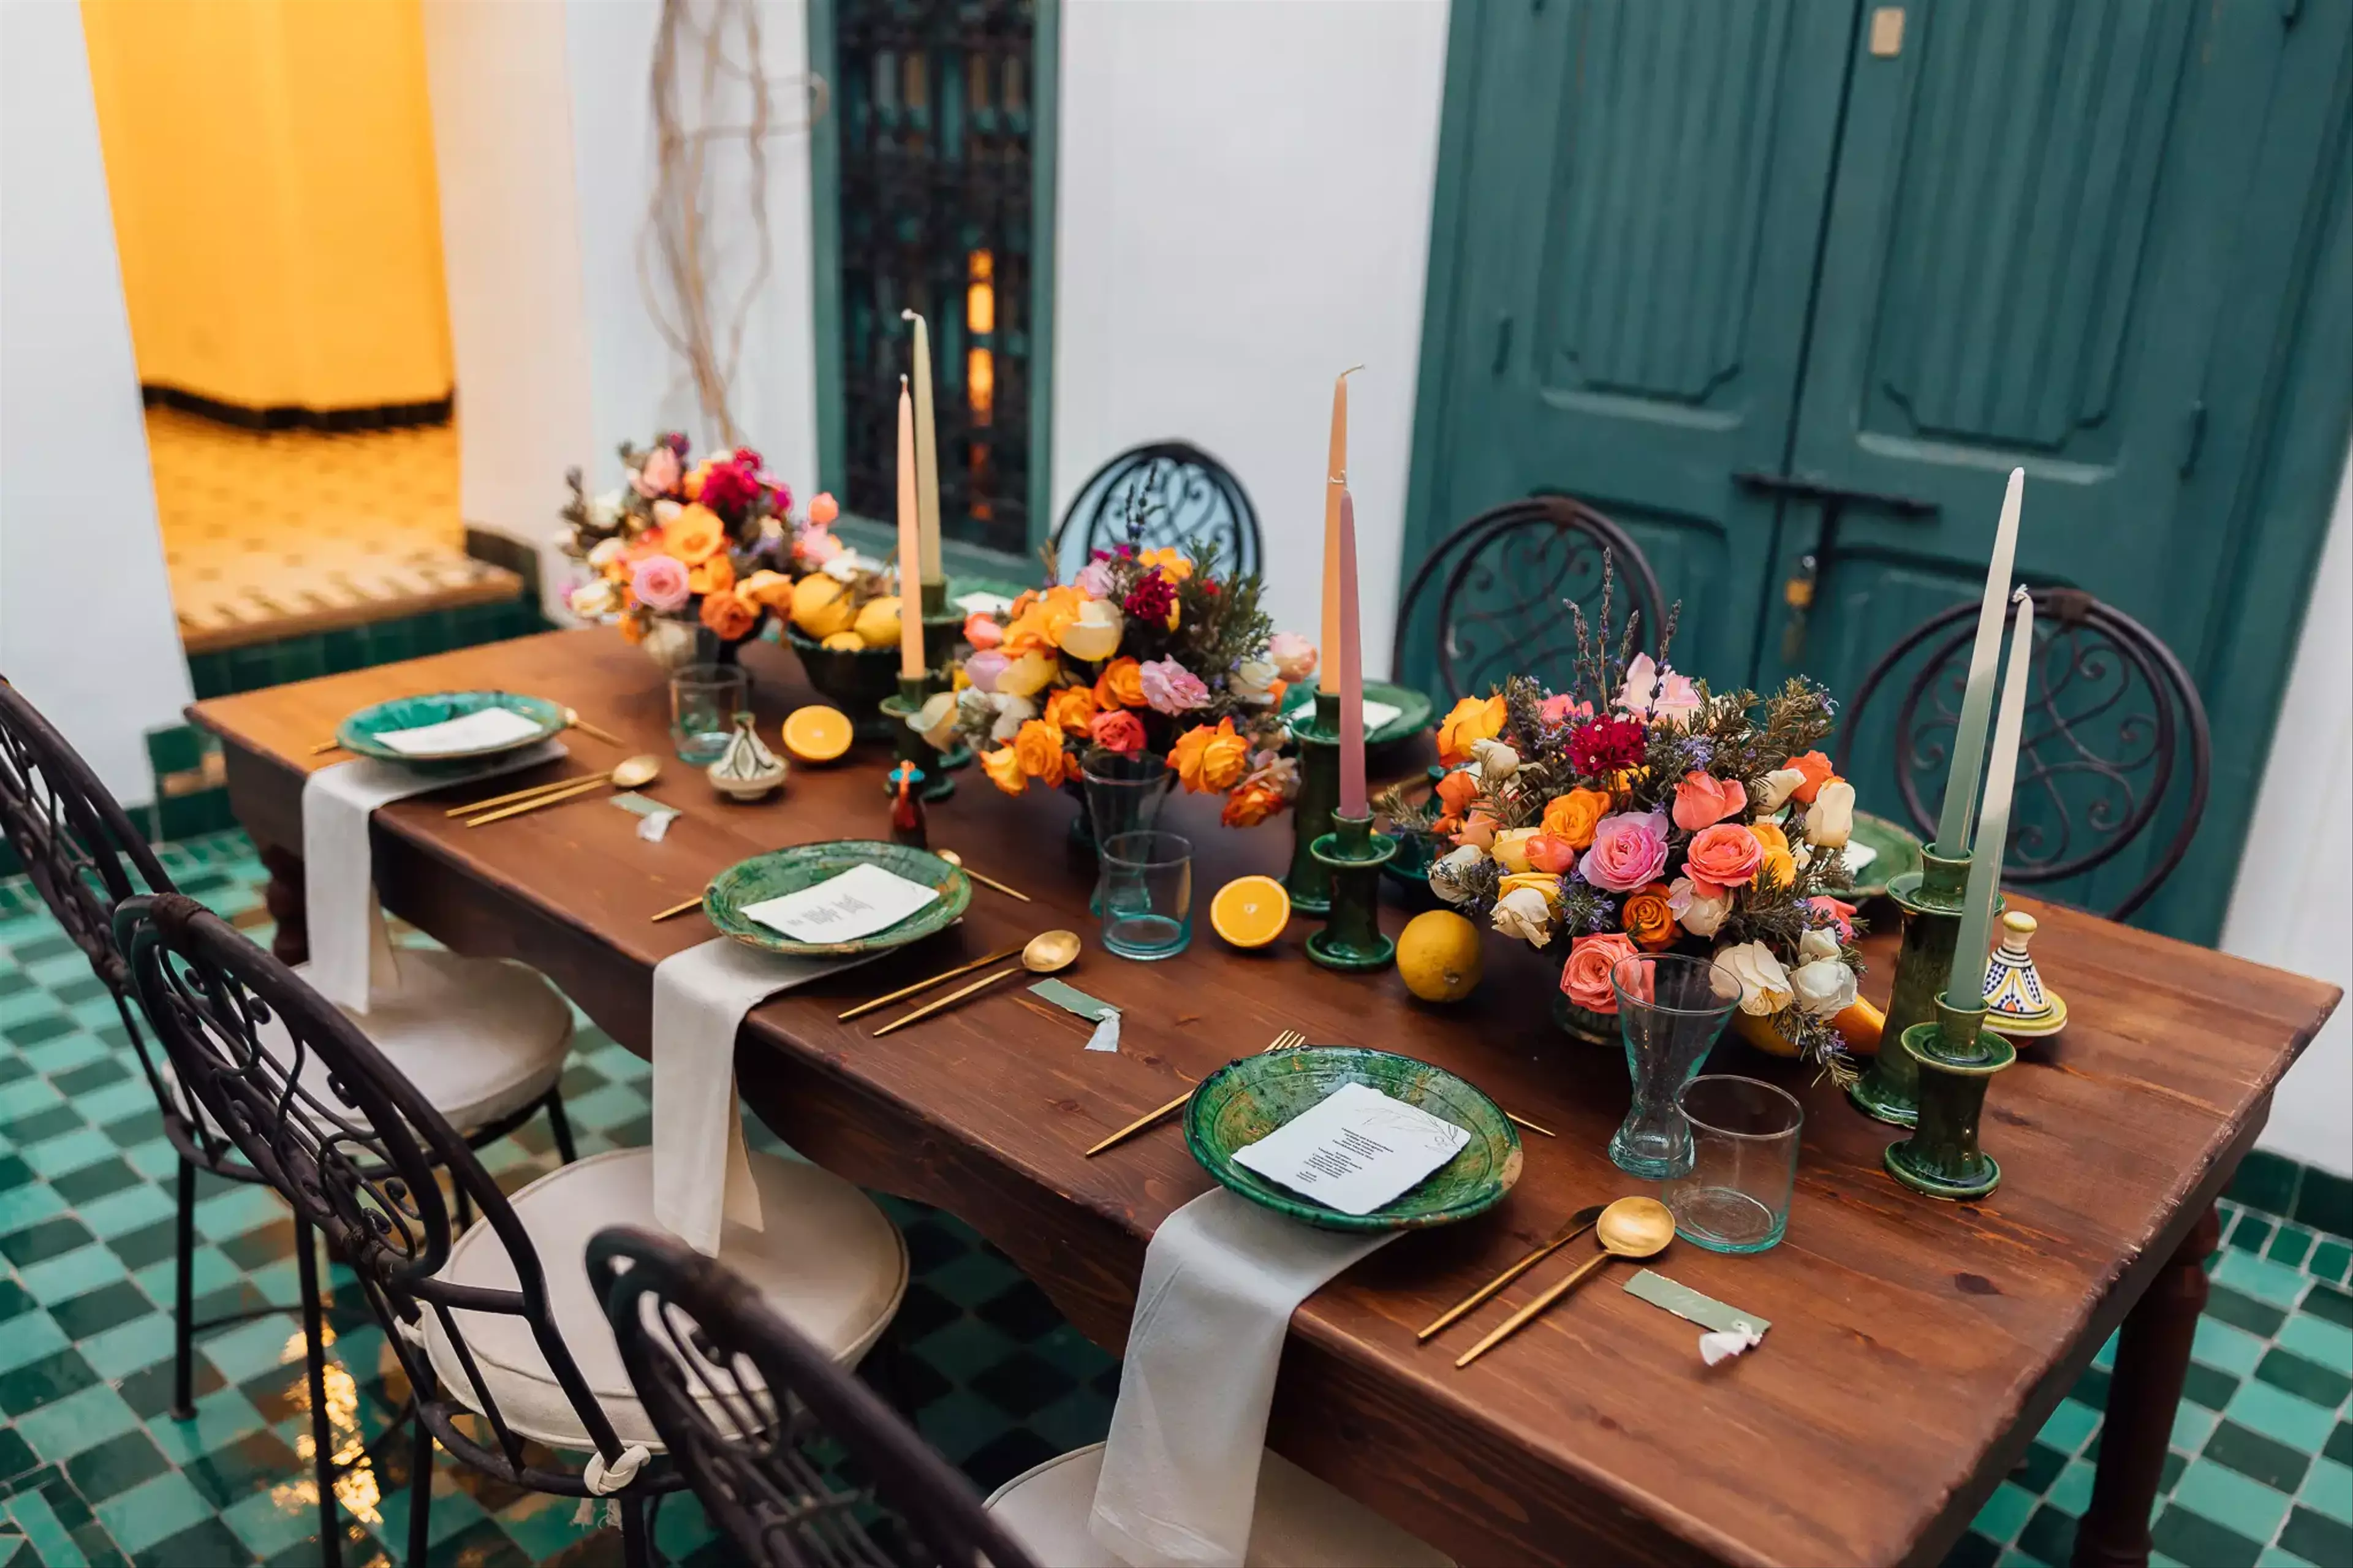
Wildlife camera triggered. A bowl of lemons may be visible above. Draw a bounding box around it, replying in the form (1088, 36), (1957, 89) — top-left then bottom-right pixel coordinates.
(783, 575), (903, 739)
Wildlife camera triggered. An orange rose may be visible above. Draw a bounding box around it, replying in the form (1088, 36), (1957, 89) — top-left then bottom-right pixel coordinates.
(1436, 694), (1507, 766)
(688, 552), (735, 596)
(737, 568), (794, 610)
(1540, 787), (1613, 851)
(698, 589), (757, 641)
(1012, 719), (1071, 787)
(1622, 882), (1676, 950)
(1685, 822), (1765, 891)
(1749, 820), (1797, 890)
(979, 746), (1026, 794)
(665, 503), (726, 565)
(681, 462), (708, 501)
(1094, 656), (1146, 710)
(1221, 779), (1285, 828)
(1434, 768), (1481, 823)
(1783, 750), (1835, 805)
(1171, 718), (1250, 793)
(1454, 809), (1500, 849)
(619, 612), (647, 645)
(1043, 684), (1099, 737)
(1525, 833), (1578, 874)
(1035, 584), (1088, 648)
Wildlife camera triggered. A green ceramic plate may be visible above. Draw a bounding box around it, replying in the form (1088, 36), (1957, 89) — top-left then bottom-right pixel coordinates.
(702, 840), (970, 957)
(334, 691), (566, 764)
(1282, 680), (1435, 750)
(1184, 1045), (1521, 1232)
(1844, 811), (1926, 901)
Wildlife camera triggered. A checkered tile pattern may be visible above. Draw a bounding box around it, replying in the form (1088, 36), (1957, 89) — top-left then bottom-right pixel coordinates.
(0, 831), (1115, 1566)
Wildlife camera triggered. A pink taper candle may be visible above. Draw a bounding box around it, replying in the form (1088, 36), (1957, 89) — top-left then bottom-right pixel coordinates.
(895, 376), (923, 680)
(1336, 488), (1366, 818)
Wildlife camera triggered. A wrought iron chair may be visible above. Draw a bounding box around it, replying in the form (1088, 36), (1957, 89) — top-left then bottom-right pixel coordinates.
(1051, 441), (1262, 582)
(1832, 589), (2211, 922)
(118, 891), (910, 1568)
(1389, 496), (1667, 700)
(0, 678), (580, 1436)
(588, 1225), (1040, 1568)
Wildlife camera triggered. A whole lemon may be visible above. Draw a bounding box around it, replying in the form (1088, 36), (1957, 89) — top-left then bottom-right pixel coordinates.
(790, 574), (855, 638)
(1396, 910), (1482, 1004)
(854, 594), (903, 649)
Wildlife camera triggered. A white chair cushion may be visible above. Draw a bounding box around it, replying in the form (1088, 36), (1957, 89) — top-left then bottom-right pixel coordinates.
(295, 949), (573, 1127)
(424, 1146), (909, 1451)
(982, 1442), (1455, 1568)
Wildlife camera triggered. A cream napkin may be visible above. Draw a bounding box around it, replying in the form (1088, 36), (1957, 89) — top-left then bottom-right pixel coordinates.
(300, 743), (566, 1012)
(649, 937), (882, 1254)
(1089, 1189), (1396, 1567)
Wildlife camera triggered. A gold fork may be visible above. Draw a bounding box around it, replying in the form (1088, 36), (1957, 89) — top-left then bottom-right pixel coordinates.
(1083, 1030), (1306, 1157)
(1416, 1203), (1604, 1341)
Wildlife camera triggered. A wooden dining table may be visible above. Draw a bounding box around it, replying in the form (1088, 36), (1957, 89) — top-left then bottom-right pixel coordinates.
(189, 628), (2340, 1568)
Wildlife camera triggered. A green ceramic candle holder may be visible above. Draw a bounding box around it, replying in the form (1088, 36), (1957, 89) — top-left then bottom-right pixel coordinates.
(1306, 810), (1396, 971)
(1849, 845), (1998, 1128)
(914, 580), (972, 773)
(1884, 993), (2016, 1201)
(1284, 690), (1341, 917)
(880, 675), (954, 801)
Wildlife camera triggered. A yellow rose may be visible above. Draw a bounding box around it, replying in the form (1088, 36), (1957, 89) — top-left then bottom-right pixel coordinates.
(1094, 656), (1146, 710)
(995, 650), (1059, 699)
(1043, 685), (1099, 737)
(1491, 827), (1540, 874)
(1437, 694), (1507, 765)
(1749, 821), (1797, 891)
(979, 746), (1026, 795)
(1171, 719), (1249, 793)
(1012, 719), (1071, 786)
(1540, 787), (1613, 851)
(1056, 597), (1126, 663)
(1496, 872), (1562, 906)
(1138, 547), (1194, 583)
(737, 569), (794, 610)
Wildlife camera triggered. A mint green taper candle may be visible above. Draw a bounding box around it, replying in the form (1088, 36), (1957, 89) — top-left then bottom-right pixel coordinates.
(1947, 589), (2035, 1003)
(1933, 468), (2025, 855)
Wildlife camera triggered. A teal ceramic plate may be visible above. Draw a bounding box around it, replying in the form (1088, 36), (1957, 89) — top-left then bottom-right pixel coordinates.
(334, 691), (566, 764)
(1282, 680), (1434, 749)
(1184, 1045), (1521, 1232)
(1845, 811), (1925, 901)
(703, 840), (970, 957)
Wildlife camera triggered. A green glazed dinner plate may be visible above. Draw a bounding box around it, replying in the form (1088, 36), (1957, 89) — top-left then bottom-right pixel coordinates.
(333, 691), (566, 765)
(1846, 811), (1926, 901)
(1184, 1045), (1521, 1232)
(1281, 680), (1435, 749)
(702, 841), (971, 958)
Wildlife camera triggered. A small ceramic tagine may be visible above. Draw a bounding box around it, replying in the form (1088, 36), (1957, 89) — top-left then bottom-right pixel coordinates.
(707, 710), (788, 801)
(1982, 909), (2067, 1038)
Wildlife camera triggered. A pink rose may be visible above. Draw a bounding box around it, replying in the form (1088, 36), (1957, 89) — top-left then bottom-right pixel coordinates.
(1138, 657), (1210, 715)
(1074, 559), (1116, 599)
(1685, 822), (1765, 893)
(1268, 632), (1318, 683)
(630, 555), (691, 612)
(963, 650), (1010, 693)
(1653, 671), (1702, 727)
(1525, 833), (1578, 874)
(1561, 933), (1641, 1014)
(1671, 770), (1748, 832)
(1808, 895), (1859, 941)
(1578, 811), (1669, 893)
(1089, 710), (1147, 756)
(1613, 653), (1661, 716)
(1539, 693), (1594, 727)
(795, 528), (844, 567)
(633, 445), (682, 499)
(963, 613), (1004, 651)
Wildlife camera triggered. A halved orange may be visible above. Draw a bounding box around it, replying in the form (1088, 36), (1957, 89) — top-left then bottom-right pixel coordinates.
(781, 705), (853, 764)
(1210, 875), (1290, 949)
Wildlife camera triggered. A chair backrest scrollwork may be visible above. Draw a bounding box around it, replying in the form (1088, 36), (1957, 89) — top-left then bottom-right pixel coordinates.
(1051, 442), (1261, 584)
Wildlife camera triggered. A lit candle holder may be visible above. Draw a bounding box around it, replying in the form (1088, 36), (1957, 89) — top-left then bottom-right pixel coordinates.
(1307, 485), (1395, 972)
(1932, 468), (2023, 855)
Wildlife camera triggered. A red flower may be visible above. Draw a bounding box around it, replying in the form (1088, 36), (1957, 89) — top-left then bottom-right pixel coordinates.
(1123, 568), (1176, 624)
(731, 446), (763, 471)
(697, 461), (762, 523)
(1567, 716), (1647, 776)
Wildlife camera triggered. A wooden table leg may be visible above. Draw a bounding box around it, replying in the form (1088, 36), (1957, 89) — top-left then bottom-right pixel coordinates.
(2073, 1202), (2221, 1568)
(259, 844), (308, 966)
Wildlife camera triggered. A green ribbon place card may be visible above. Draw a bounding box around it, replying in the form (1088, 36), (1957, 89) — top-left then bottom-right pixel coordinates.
(1624, 1268), (1770, 1341)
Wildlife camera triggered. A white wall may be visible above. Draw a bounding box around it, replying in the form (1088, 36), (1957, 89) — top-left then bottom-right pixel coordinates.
(2226, 450), (2353, 1176)
(0, 1), (192, 803)
(1052, 0), (1450, 657)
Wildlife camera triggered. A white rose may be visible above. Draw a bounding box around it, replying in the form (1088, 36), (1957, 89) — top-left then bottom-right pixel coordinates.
(1755, 767), (1807, 814)
(1798, 925), (1843, 963)
(587, 536), (627, 569)
(1667, 876), (1732, 939)
(822, 553), (865, 583)
(1428, 846), (1485, 907)
(1229, 657), (1279, 703)
(567, 579), (618, 619)
(1714, 941), (1792, 1015)
(1489, 886), (1556, 949)
(911, 691), (961, 749)
(1806, 779), (1856, 848)
(651, 498), (684, 526)
(1790, 957), (1859, 1017)
(987, 694), (1037, 744)
(1470, 738), (1520, 782)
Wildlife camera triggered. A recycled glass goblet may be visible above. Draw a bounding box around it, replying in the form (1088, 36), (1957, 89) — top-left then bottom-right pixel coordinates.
(1607, 953), (1745, 1180)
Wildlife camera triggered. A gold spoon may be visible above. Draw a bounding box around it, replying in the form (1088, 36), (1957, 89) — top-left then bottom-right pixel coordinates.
(1454, 1196), (1675, 1368)
(1418, 1204), (1605, 1342)
(871, 931), (1081, 1037)
(938, 850), (1031, 903)
(466, 754), (661, 826)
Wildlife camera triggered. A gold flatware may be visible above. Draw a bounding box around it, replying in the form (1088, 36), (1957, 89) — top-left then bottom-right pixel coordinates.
(871, 931), (1082, 1037)
(310, 740), (345, 756)
(448, 769), (620, 816)
(937, 850), (1031, 904)
(838, 947), (1024, 1020)
(1454, 1197), (1674, 1369)
(564, 708), (625, 746)
(1417, 1203), (1604, 1342)
(651, 895), (705, 923)
(1507, 1112), (1557, 1138)
(465, 754), (661, 826)
(1083, 1029), (1306, 1157)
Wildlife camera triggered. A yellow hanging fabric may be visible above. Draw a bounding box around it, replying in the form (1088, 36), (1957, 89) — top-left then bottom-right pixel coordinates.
(80, 0), (453, 415)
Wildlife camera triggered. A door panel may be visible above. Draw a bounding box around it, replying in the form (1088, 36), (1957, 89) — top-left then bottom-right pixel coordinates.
(1405, 0), (1857, 688)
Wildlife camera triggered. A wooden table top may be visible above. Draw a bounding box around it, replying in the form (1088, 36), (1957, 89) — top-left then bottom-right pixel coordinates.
(191, 629), (2341, 1568)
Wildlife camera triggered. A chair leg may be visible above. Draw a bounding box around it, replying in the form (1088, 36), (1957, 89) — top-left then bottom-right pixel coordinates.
(294, 1216), (343, 1568)
(619, 1494), (653, 1568)
(409, 1372), (436, 1567)
(172, 1157), (197, 1420)
(544, 1089), (580, 1165)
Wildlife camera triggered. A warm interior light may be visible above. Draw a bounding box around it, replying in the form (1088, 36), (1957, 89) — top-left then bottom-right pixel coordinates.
(967, 248), (995, 335)
(968, 347), (995, 423)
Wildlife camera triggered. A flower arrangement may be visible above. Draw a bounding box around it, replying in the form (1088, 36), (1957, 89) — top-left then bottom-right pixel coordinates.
(943, 508), (1316, 827)
(559, 433), (848, 658)
(1392, 569), (1865, 1079)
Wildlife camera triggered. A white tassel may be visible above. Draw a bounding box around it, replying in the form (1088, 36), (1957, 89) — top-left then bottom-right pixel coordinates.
(1699, 1325), (1764, 1366)
(1085, 1010), (1122, 1053)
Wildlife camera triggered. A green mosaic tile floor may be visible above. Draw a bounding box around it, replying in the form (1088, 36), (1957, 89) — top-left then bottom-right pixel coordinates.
(0, 830), (2346, 1567)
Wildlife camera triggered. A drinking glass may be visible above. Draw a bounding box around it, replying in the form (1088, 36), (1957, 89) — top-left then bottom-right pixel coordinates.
(1607, 953), (1743, 1179)
(1663, 1075), (1803, 1254)
(1097, 831), (1193, 961)
(670, 664), (746, 764)
(1081, 748), (1171, 911)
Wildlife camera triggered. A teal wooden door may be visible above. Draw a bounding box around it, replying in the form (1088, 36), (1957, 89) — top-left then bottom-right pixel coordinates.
(1404, 0), (1857, 683)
